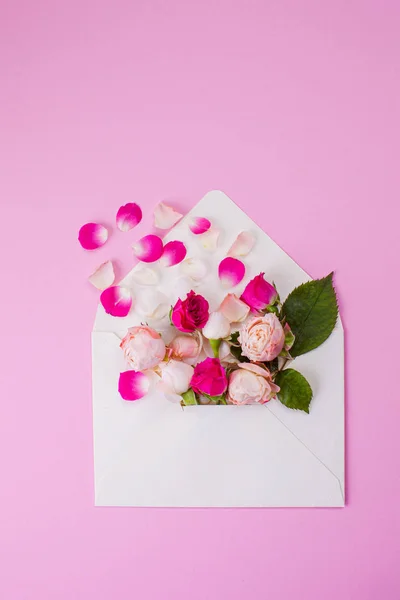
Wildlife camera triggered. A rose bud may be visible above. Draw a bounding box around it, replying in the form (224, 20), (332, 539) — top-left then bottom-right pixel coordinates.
(240, 272), (278, 313)
(167, 332), (202, 365)
(190, 357), (228, 397)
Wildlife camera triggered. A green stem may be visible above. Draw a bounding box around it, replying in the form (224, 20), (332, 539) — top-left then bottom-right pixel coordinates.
(209, 338), (221, 358)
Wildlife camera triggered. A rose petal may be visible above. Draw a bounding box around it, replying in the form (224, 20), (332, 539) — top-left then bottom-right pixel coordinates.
(100, 286), (132, 317)
(200, 228), (220, 251)
(154, 202), (183, 229)
(116, 203), (142, 231)
(132, 234), (163, 263)
(202, 311), (231, 340)
(180, 258), (208, 282)
(238, 362), (272, 378)
(78, 223), (108, 250)
(218, 340), (238, 364)
(227, 231), (255, 257)
(135, 289), (170, 320)
(160, 240), (187, 267)
(131, 265), (160, 286)
(118, 370), (150, 401)
(218, 257), (246, 288)
(189, 216), (211, 235)
(219, 293), (250, 323)
(88, 261), (115, 290)
(158, 359), (194, 395)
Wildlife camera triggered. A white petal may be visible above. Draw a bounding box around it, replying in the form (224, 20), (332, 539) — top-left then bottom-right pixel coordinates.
(131, 265), (160, 286)
(227, 231), (255, 257)
(180, 258), (208, 282)
(202, 311), (231, 340)
(135, 289), (170, 321)
(154, 202), (183, 229)
(171, 277), (197, 302)
(219, 340), (238, 364)
(88, 261), (115, 290)
(199, 228), (220, 251)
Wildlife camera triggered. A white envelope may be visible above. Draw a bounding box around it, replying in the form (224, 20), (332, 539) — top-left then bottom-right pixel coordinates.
(92, 191), (344, 507)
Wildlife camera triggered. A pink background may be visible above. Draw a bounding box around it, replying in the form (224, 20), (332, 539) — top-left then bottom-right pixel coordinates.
(1, 1), (399, 598)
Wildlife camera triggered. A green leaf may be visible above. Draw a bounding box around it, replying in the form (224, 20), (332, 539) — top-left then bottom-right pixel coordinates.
(203, 393), (226, 405)
(230, 331), (240, 344)
(281, 273), (338, 357)
(181, 389), (198, 405)
(230, 344), (249, 362)
(229, 332), (250, 363)
(275, 369), (313, 413)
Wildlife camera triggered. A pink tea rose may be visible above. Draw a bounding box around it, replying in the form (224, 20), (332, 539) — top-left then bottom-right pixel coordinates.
(167, 332), (202, 365)
(171, 290), (209, 332)
(240, 272), (277, 313)
(190, 357), (228, 397)
(239, 314), (285, 362)
(120, 326), (166, 371)
(227, 363), (280, 405)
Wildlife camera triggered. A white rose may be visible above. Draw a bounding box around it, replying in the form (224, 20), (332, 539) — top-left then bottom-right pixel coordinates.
(158, 359), (194, 403)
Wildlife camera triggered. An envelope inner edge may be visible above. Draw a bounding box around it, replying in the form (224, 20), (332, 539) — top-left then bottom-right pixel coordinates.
(266, 406), (344, 502)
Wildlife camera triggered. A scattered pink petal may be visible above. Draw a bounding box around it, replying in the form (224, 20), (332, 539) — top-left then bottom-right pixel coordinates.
(116, 203), (142, 231)
(180, 258), (208, 282)
(118, 370), (150, 401)
(100, 286), (132, 317)
(200, 228), (220, 251)
(189, 216), (211, 235)
(160, 240), (187, 267)
(228, 231), (255, 257)
(132, 234), (163, 263)
(88, 261), (115, 290)
(78, 223), (108, 250)
(154, 202), (183, 229)
(218, 257), (246, 288)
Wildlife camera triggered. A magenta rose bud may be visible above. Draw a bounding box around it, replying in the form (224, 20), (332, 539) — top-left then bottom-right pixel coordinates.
(240, 272), (278, 313)
(171, 290), (210, 333)
(190, 357), (228, 397)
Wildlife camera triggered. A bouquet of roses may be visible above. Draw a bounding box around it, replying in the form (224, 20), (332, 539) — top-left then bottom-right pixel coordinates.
(118, 271), (338, 414)
(78, 201), (338, 414)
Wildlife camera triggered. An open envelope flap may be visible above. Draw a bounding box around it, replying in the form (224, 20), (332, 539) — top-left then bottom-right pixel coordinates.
(92, 331), (344, 507)
(92, 190), (344, 506)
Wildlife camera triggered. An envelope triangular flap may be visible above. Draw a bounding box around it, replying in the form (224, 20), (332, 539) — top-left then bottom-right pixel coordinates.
(92, 190), (344, 507)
